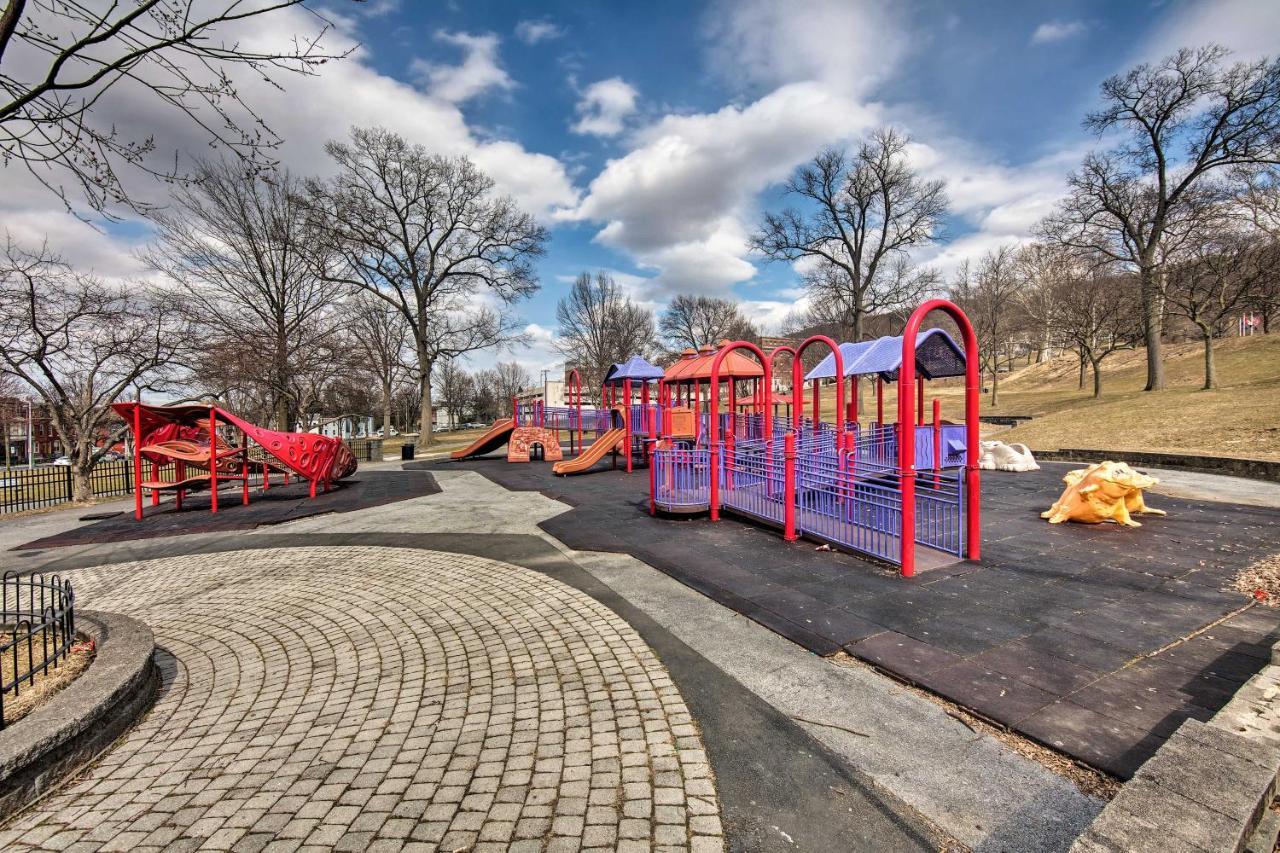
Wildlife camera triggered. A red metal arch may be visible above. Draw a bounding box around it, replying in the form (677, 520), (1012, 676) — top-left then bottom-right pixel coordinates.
(897, 299), (981, 577)
(790, 335), (845, 434)
(708, 340), (772, 521)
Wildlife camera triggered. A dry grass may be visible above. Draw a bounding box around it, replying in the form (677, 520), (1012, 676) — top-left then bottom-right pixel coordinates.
(1232, 554), (1280, 607)
(2, 635), (95, 726)
(805, 335), (1280, 460)
(828, 651), (1122, 801)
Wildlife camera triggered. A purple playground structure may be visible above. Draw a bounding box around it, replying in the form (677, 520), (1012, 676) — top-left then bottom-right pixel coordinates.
(647, 299), (982, 578)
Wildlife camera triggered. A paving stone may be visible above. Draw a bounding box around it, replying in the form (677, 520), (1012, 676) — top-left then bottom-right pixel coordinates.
(3, 546), (723, 852)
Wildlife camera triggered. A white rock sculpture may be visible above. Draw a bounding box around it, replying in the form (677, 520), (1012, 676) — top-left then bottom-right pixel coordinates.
(978, 440), (1040, 472)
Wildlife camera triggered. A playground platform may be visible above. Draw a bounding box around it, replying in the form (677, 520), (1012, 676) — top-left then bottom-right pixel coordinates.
(447, 456), (1280, 779)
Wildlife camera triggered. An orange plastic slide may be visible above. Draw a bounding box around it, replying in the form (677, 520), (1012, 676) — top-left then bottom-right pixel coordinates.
(552, 427), (627, 475)
(450, 419), (515, 460)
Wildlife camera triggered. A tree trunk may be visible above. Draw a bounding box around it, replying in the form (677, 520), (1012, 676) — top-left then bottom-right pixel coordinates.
(418, 360), (434, 447)
(1078, 351), (1086, 390)
(71, 454), (93, 503)
(382, 376), (393, 435)
(1090, 357), (1103, 398)
(1202, 331), (1216, 390)
(852, 309), (866, 414)
(990, 368), (999, 408)
(1139, 265), (1166, 391)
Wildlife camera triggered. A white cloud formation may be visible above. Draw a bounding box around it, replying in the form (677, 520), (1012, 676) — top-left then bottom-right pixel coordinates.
(1030, 20), (1088, 45)
(410, 31), (513, 104)
(514, 19), (564, 45)
(571, 78), (639, 137)
(0, 7), (577, 285)
(1140, 0), (1280, 62)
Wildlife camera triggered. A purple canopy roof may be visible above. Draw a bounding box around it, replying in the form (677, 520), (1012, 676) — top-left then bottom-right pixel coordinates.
(602, 356), (665, 385)
(804, 328), (967, 382)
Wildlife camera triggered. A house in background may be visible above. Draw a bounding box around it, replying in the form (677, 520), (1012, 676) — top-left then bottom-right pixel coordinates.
(299, 413), (375, 440)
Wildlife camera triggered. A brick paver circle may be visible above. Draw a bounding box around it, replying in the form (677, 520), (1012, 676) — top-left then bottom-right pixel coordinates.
(1, 546), (723, 852)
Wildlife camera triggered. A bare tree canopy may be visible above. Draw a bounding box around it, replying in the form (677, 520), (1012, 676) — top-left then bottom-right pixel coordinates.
(949, 246), (1023, 406)
(1045, 254), (1143, 398)
(0, 0), (351, 217)
(1040, 44), (1280, 391)
(432, 357), (473, 429)
(751, 128), (948, 343)
(144, 160), (339, 429)
(554, 271), (655, 390)
(0, 235), (187, 499)
(309, 126), (546, 444)
(347, 290), (411, 434)
(658, 294), (757, 353)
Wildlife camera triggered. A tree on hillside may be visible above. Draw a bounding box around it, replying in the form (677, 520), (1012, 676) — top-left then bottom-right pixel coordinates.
(1235, 168), (1280, 332)
(145, 161), (339, 430)
(309, 127), (545, 446)
(495, 362), (531, 416)
(554, 271), (655, 389)
(659, 294), (757, 352)
(1040, 45), (1280, 392)
(751, 128), (948, 345)
(1049, 260), (1143, 398)
(0, 0), (350, 217)
(348, 292), (411, 434)
(1166, 225), (1267, 389)
(950, 246), (1023, 406)
(0, 236), (187, 501)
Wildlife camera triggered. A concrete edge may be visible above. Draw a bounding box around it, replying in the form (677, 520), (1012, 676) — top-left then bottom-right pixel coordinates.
(1070, 639), (1280, 853)
(0, 610), (158, 822)
(1037, 449), (1280, 484)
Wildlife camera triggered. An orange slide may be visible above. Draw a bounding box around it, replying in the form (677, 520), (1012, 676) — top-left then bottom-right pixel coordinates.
(450, 419), (515, 460)
(552, 427), (627, 475)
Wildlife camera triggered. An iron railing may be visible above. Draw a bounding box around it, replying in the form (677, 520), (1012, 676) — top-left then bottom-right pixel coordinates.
(0, 571), (76, 729)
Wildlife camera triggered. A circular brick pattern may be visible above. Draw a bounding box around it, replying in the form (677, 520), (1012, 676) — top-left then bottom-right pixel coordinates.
(0, 547), (723, 852)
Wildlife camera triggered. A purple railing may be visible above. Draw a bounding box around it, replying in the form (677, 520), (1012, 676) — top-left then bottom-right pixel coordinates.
(721, 438), (786, 524)
(651, 447), (711, 510)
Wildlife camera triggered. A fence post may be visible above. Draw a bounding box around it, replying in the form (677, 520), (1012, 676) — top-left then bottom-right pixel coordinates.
(648, 442), (657, 516)
(784, 432), (796, 541)
(62, 464), (72, 504)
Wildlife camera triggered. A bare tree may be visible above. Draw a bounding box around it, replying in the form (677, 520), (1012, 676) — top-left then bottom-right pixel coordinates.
(348, 291), (410, 434)
(1040, 45), (1280, 391)
(1048, 258), (1143, 398)
(494, 361), (531, 416)
(950, 246), (1023, 406)
(1166, 225), (1266, 389)
(0, 236), (187, 501)
(0, 1), (351, 217)
(1235, 168), (1280, 332)
(472, 368), (501, 423)
(658, 294), (757, 352)
(432, 358), (473, 429)
(144, 160), (338, 429)
(309, 127), (546, 445)
(751, 129), (948, 344)
(554, 271), (655, 389)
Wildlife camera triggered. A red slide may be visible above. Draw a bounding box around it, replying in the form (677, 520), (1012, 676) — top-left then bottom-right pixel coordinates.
(450, 419), (515, 460)
(551, 427), (626, 475)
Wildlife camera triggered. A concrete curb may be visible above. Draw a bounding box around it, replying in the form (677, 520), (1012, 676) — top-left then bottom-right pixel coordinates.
(0, 610), (158, 821)
(1037, 449), (1280, 483)
(1071, 637), (1280, 852)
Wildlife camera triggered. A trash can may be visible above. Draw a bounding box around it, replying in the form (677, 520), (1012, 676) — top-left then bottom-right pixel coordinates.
(401, 443), (415, 461)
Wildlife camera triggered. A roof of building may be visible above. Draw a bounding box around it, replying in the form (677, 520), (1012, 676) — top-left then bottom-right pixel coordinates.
(804, 329), (967, 382)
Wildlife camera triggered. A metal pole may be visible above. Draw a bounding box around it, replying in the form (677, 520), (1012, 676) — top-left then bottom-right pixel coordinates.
(26, 400), (33, 470)
(783, 431), (796, 541)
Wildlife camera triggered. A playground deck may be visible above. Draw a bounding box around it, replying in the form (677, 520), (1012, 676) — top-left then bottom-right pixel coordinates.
(448, 456), (1280, 779)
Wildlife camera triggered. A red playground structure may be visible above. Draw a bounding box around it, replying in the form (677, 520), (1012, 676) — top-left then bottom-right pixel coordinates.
(113, 402), (358, 520)
(648, 299), (981, 577)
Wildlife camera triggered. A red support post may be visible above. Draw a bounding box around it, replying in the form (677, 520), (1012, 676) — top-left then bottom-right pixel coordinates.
(783, 431), (796, 541)
(208, 407), (219, 514)
(242, 428), (250, 506)
(132, 403), (143, 520)
(176, 460), (185, 510)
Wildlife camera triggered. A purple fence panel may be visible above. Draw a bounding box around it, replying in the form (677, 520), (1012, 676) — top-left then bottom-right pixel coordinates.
(651, 447), (711, 511)
(721, 438), (786, 524)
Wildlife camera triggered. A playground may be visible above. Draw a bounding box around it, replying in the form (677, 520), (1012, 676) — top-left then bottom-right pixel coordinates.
(4, 298), (1279, 852)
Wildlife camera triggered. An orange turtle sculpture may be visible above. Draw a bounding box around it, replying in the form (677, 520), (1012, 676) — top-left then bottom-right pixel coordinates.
(1041, 461), (1167, 527)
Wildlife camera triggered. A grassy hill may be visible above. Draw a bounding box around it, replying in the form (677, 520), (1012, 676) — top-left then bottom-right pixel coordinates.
(980, 335), (1280, 460)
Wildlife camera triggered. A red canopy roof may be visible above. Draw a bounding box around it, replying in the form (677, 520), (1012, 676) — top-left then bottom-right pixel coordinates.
(733, 392), (792, 407)
(663, 344), (765, 383)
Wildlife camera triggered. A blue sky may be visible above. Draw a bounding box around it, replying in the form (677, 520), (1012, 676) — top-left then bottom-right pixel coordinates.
(6, 0), (1278, 378)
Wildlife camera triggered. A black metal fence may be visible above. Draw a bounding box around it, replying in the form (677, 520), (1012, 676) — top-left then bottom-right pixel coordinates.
(345, 438), (384, 462)
(1, 572), (76, 729)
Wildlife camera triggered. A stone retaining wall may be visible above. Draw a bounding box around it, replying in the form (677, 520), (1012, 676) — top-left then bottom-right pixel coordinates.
(1072, 635), (1280, 852)
(0, 610), (157, 820)
(1038, 449), (1280, 483)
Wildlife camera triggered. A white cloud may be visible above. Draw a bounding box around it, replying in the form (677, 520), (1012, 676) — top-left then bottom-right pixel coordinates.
(410, 31), (513, 104)
(514, 19), (564, 45)
(1140, 0), (1280, 63)
(1030, 20), (1088, 45)
(571, 78), (639, 137)
(704, 0), (908, 97)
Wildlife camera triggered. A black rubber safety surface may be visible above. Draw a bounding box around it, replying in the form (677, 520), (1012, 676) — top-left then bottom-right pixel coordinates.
(447, 456), (1280, 779)
(16, 470), (442, 549)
